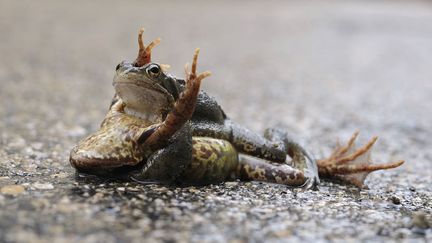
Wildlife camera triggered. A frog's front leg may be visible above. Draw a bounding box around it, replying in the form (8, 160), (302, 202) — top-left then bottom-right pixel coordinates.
(142, 48), (211, 150)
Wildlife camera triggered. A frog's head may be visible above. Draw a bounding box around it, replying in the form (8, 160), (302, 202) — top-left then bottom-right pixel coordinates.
(113, 29), (180, 121)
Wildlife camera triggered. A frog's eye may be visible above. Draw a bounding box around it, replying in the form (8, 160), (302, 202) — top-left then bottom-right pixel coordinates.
(146, 64), (161, 78)
(115, 63), (121, 71)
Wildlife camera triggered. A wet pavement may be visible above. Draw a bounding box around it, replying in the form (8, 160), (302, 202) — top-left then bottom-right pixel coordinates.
(0, 0), (431, 242)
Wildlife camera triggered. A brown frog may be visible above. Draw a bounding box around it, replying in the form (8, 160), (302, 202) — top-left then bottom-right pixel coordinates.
(70, 29), (404, 189)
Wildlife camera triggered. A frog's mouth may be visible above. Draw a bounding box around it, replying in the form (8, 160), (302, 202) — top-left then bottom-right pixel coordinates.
(114, 81), (175, 110)
(159, 75), (180, 101)
(114, 73), (179, 103)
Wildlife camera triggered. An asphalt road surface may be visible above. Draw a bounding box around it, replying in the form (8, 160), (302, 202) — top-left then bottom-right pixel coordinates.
(0, 0), (431, 242)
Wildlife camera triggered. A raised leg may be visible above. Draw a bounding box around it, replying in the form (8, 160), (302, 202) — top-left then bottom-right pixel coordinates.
(141, 48), (211, 150)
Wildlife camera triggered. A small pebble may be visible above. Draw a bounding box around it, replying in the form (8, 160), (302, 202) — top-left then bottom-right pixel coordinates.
(412, 212), (430, 229)
(390, 196), (401, 205)
(33, 182), (54, 190)
(224, 182), (238, 187)
(67, 126), (87, 137)
(1, 185), (25, 195)
(50, 172), (69, 179)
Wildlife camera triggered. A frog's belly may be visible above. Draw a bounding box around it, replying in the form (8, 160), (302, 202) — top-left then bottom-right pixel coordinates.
(178, 137), (239, 184)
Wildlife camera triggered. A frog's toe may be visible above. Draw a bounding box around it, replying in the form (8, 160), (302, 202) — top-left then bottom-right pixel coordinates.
(184, 48), (211, 86)
(301, 170), (320, 190)
(317, 132), (404, 188)
(299, 151), (320, 190)
(134, 28), (161, 67)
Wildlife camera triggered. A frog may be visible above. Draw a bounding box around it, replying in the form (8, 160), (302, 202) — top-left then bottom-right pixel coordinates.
(70, 29), (404, 189)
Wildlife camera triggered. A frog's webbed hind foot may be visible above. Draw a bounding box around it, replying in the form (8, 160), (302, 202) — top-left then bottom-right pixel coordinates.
(317, 131), (404, 188)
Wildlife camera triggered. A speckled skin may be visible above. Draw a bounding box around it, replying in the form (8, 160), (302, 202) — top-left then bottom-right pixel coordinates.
(70, 56), (319, 188)
(70, 98), (156, 171)
(70, 75), (318, 187)
(70, 30), (403, 189)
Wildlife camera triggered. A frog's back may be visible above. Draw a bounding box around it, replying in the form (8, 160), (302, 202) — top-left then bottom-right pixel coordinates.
(192, 90), (227, 124)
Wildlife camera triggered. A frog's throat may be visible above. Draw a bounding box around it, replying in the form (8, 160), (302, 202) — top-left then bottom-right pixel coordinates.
(124, 106), (164, 124)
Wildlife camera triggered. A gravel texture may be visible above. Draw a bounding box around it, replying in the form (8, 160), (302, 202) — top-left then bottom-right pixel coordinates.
(0, 0), (431, 242)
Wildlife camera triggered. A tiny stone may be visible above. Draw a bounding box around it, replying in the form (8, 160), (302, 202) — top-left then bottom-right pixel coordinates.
(126, 187), (140, 192)
(33, 182), (54, 190)
(224, 181), (238, 187)
(67, 126), (87, 137)
(390, 196), (401, 205)
(8, 137), (26, 149)
(51, 172), (69, 179)
(188, 188), (199, 193)
(1, 185), (25, 195)
(30, 142), (44, 150)
(31, 198), (50, 210)
(412, 212), (430, 229)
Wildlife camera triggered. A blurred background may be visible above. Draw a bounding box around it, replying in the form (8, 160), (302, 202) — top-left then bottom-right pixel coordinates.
(0, 0), (431, 242)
